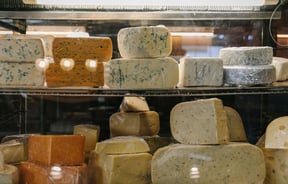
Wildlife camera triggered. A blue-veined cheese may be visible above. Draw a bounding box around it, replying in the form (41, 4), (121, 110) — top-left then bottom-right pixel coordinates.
(0, 62), (45, 86)
(118, 26), (172, 58)
(265, 116), (288, 149)
(170, 98), (229, 145)
(223, 65), (276, 86)
(120, 96), (150, 112)
(0, 38), (45, 62)
(178, 57), (223, 87)
(110, 111), (160, 137)
(272, 57), (288, 81)
(151, 143), (265, 184)
(104, 57), (179, 89)
(219, 46), (273, 65)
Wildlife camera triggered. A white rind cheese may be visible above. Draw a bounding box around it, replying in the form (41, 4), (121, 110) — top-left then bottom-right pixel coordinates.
(272, 57), (288, 81)
(117, 26), (172, 58)
(223, 65), (276, 86)
(104, 57), (179, 89)
(219, 46), (273, 65)
(151, 143), (265, 184)
(120, 96), (150, 112)
(265, 116), (288, 149)
(178, 57), (223, 87)
(170, 98), (229, 145)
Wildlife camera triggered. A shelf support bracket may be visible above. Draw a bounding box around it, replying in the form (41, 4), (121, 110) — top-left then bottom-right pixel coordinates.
(0, 19), (27, 34)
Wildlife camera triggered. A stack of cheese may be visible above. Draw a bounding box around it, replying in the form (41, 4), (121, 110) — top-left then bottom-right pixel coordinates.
(0, 151), (19, 184)
(0, 38), (46, 86)
(151, 98), (266, 184)
(19, 135), (88, 184)
(104, 25), (179, 89)
(220, 47), (276, 86)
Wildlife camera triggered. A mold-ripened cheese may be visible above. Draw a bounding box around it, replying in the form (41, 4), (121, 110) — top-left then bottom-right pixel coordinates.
(104, 57), (179, 89)
(88, 151), (152, 184)
(178, 57), (223, 87)
(120, 96), (150, 112)
(0, 140), (27, 164)
(28, 135), (85, 166)
(110, 111), (160, 137)
(170, 98), (229, 145)
(0, 38), (45, 62)
(265, 116), (288, 149)
(223, 65), (276, 86)
(219, 46), (273, 65)
(0, 151), (19, 184)
(272, 57), (288, 81)
(0, 62), (45, 86)
(95, 136), (150, 154)
(117, 26), (172, 58)
(151, 143), (265, 184)
(224, 106), (247, 142)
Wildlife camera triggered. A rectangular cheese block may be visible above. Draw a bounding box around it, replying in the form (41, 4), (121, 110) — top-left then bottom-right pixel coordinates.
(19, 161), (87, 184)
(170, 98), (229, 145)
(0, 38), (44, 62)
(118, 26), (172, 58)
(151, 143), (265, 184)
(88, 151), (152, 184)
(28, 135), (85, 166)
(0, 141), (27, 164)
(178, 57), (223, 87)
(272, 57), (288, 81)
(265, 116), (288, 149)
(104, 57), (179, 89)
(0, 62), (45, 86)
(219, 46), (273, 65)
(120, 96), (150, 112)
(110, 111), (160, 137)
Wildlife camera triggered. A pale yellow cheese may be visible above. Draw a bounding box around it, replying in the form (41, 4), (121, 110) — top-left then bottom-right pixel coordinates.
(0, 140), (27, 164)
(0, 151), (19, 184)
(110, 111), (160, 137)
(265, 116), (288, 149)
(120, 96), (150, 112)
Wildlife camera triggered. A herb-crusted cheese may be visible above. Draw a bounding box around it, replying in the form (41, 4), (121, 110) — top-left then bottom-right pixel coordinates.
(265, 116), (288, 149)
(118, 26), (172, 58)
(104, 57), (179, 89)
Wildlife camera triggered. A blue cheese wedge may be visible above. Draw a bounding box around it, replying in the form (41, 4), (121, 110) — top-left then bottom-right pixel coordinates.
(151, 143), (265, 184)
(178, 57), (223, 87)
(118, 26), (172, 58)
(104, 57), (179, 89)
(220, 46), (273, 65)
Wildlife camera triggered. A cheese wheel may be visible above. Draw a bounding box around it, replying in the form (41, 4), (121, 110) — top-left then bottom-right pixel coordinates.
(143, 136), (174, 154)
(120, 96), (150, 112)
(118, 26), (172, 58)
(151, 143), (265, 184)
(272, 56), (288, 81)
(220, 46), (273, 65)
(0, 140), (27, 164)
(0, 164), (19, 184)
(170, 98), (229, 145)
(265, 116), (288, 149)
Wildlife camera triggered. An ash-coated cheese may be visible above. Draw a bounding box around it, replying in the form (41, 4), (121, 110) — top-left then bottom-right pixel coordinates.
(265, 116), (288, 149)
(110, 111), (160, 137)
(118, 26), (172, 58)
(224, 106), (247, 142)
(272, 57), (288, 81)
(104, 57), (179, 89)
(223, 65), (276, 86)
(0, 62), (45, 86)
(170, 98), (229, 145)
(0, 152), (19, 184)
(178, 57), (223, 87)
(0, 38), (45, 62)
(219, 46), (273, 65)
(151, 143), (265, 184)
(120, 96), (150, 112)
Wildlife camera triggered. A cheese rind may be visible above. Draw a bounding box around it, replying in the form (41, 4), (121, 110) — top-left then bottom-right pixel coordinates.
(265, 116), (288, 149)
(0, 141), (27, 164)
(272, 57), (288, 81)
(178, 57), (223, 87)
(219, 46), (273, 65)
(118, 26), (172, 58)
(104, 57), (179, 89)
(170, 98), (229, 145)
(110, 111), (160, 137)
(151, 143), (265, 184)
(143, 136), (174, 154)
(120, 96), (150, 112)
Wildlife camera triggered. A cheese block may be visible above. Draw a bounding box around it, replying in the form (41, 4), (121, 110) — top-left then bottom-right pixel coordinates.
(219, 46), (273, 65)
(28, 135), (85, 166)
(110, 111), (160, 137)
(223, 65), (276, 86)
(0, 140), (27, 164)
(272, 56), (288, 81)
(88, 151), (152, 184)
(0, 62), (45, 86)
(0, 38), (45, 62)
(46, 37), (112, 87)
(265, 116), (288, 149)
(224, 106), (247, 142)
(178, 57), (223, 87)
(151, 143), (265, 184)
(95, 136), (150, 154)
(170, 98), (229, 145)
(0, 151), (19, 184)
(104, 57), (179, 89)
(143, 136), (174, 154)
(118, 26), (172, 58)
(73, 124), (100, 153)
(19, 161), (87, 184)
(120, 96), (150, 112)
